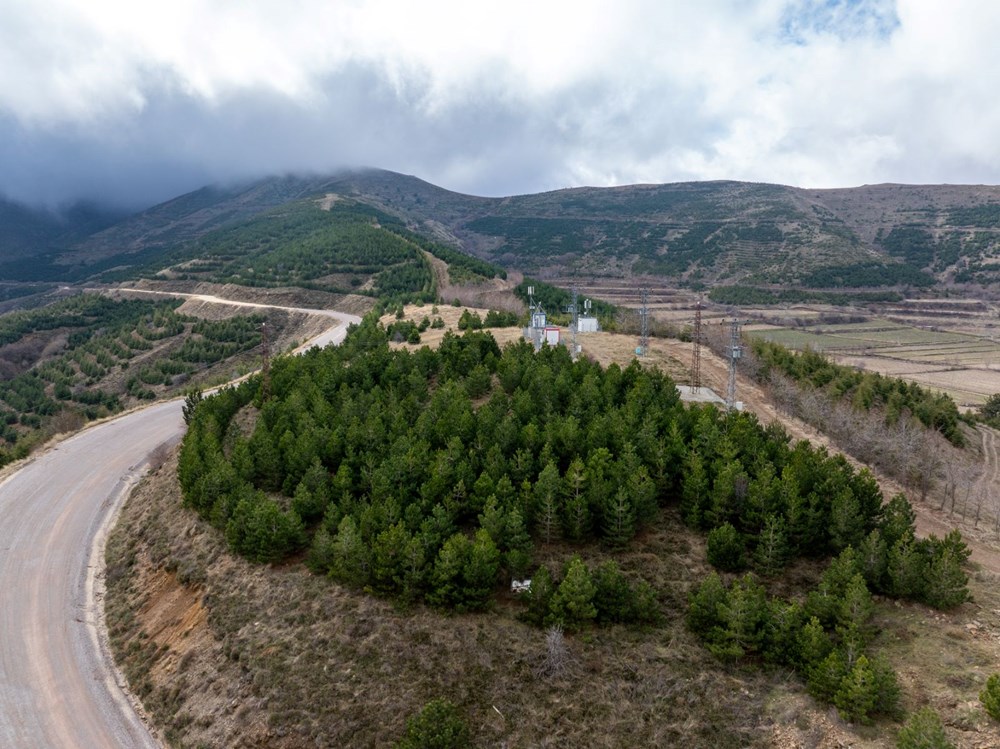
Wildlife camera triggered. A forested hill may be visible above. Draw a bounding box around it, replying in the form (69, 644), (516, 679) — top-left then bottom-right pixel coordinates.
(4, 170), (1000, 290)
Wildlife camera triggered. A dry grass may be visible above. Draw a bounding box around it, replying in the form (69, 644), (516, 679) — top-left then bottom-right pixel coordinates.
(104, 295), (1000, 749)
(108, 451), (794, 749)
(107, 443), (1000, 749)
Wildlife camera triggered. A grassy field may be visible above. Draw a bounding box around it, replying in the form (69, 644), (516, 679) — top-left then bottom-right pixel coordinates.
(746, 318), (1000, 408)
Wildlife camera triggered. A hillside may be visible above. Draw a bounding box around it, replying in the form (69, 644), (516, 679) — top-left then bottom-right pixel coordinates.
(103, 310), (1000, 749)
(4, 171), (1000, 292)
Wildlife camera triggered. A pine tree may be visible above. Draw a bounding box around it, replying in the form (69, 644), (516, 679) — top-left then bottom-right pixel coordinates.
(834, 654), (878, 725)
(369, 521), (411, 594)
(836, 574), (876, 647)
(857, 528), (889, 592)
(533, 460), (562, 544)
(460, 529), (500, 611)
(601, 486), (636, 550)
(687, 572), (728, 635)
(428, 532), (472, 609)
(711, 573), (768, 661)
(808, 648), (848, 704)
(680, 450), (710, 528)
(522, 565), (555, 626)
(398, 535), (427, 603)
(331, 515), (370, 587)
(225, 492), (304, 564)
(706, 522), (745, 572)
(706, 459), (747, 528)
(979, 673), (1000, 721)
(396, 698), (471, 749)
(764, 599), (805, 666)
(504, 506), (533, 579)
(896, 707), (954, 749)
(881, 492), (917, 547)
(796, 615), (833, 672)
(745, 461), (778, 532)
(478, 495), (506, 548)
(829, 487), (864, 552)
(888, 538), (928, 600)
(753, 514), (789, 577)
(593, 560), (635, 624)
(547, 556), (597, 631)
(922, 542), (971, 610)
(562, 457), (590, 541)
(627, 465), (657, 525)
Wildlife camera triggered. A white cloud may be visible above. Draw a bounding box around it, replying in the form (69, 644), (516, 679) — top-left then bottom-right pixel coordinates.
(2, 0), (1000, 204)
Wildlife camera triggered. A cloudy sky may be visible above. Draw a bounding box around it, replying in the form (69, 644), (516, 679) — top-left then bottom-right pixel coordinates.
(2, 0), (999, 208)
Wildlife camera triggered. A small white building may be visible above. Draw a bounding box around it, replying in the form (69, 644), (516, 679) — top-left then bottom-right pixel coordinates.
(577, 316), (599, 333)
(544, 326), (561, 346)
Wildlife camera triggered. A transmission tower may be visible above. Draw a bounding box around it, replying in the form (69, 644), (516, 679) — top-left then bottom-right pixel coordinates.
(260, 322), (271, 402)
(725, 318), (743, 411)
(638, 288), (650, 356)
(691, 298), (702, 392)
(570, 286), (579, 360)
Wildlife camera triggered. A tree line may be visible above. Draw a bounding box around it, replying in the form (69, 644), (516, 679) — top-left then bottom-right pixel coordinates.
(750, 338), (965, 447)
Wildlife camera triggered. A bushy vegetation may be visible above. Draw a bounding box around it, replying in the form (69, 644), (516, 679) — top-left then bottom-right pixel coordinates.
(688, 496), (969, 724)
(521, 556), (659, 631)
(981, 673), (1000, 722)
(751, 339), (965, 447)
(396, 699), (471, 749)
(0, 293), (264, 467)
(801, 261), (935, 288)
(179, 318), (969, 645)
(456, 309), (521, 330)
(148, 200), (435, 303)
(179, 320), (683, 614)
(896, 708), (954, 749)
(708, 286), (903, 306)
(400, 233), (506, 285)
(513, 278), (616, 324)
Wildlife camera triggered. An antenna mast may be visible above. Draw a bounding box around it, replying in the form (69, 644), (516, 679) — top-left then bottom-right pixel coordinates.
(260, 322), (271, 402)
(691, 298), (702, 393)
(638, 288), (650, 357)
(726, 318), (743, 411)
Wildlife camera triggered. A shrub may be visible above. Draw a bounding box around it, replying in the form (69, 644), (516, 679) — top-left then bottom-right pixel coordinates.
(546, 556), (597, 631)
(896, 707), (954, 749)
(706, 522), (744, 571)
(981, 673), (1000, 721)
(396, 698), (470, 749)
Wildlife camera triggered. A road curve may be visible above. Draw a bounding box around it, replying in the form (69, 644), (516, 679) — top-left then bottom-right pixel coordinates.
(0, 302), (359, 748)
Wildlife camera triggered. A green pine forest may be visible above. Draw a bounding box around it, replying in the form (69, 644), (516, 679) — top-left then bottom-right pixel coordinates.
(179, 315), (972, 726)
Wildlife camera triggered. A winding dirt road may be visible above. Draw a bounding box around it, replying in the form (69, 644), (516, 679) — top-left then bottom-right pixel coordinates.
(0, 297), (358, 748)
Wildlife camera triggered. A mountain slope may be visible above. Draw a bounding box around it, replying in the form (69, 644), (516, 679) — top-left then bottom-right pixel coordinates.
(4, 170), (1000, 290)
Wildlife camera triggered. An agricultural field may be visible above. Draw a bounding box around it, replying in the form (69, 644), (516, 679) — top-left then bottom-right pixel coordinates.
(746, 318), (1000, 408)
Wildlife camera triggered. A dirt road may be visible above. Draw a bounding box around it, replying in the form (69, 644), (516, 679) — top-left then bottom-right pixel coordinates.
(0, 299), (358, 748)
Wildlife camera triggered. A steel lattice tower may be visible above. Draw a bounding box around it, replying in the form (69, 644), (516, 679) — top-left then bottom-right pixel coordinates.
(570, 286), (579, 360)
(726, 318), (743, 411)
(691, 299), (702, 392)
(638, 288), (650, 356)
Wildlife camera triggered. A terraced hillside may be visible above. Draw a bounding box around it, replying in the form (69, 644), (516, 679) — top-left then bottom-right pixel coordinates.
(5, 170), (1000, 292)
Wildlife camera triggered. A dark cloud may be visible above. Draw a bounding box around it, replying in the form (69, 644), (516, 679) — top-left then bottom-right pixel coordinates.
(3, 2), (1000, 210)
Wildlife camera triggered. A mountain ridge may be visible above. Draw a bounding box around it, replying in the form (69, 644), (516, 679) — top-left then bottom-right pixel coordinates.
(4, 170), (1000, 290)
